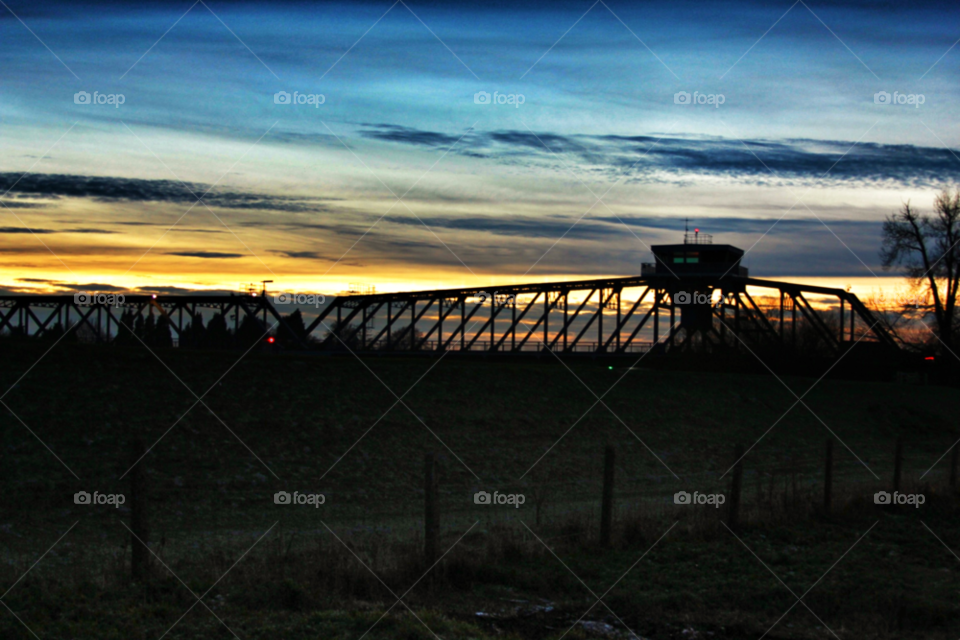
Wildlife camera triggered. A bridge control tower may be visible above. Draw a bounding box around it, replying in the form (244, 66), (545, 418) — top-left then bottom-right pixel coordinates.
(643, 231), (747, 278)
(641, 231), (749, 332)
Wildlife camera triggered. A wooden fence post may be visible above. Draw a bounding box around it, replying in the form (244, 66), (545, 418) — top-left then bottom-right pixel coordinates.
(893, 437), (903, 493)
(728, 444), (744, 531)
(823, 439), (833, 514)
(424, 453), (439, 564)
(600, 445), (615, 548)
(129, 439), (149, 582)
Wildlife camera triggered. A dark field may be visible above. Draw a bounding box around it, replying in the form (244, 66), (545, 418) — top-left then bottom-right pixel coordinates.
(2, 341), (959, 639)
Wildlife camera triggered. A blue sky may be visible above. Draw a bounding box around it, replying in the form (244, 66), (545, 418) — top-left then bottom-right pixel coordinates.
(1, 0), (958, 293)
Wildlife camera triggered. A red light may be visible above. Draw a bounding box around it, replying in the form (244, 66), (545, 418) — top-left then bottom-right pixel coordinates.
(267, 337), (275, 343)
(925, 356), (934, 360)
(694, 228), (699, 233)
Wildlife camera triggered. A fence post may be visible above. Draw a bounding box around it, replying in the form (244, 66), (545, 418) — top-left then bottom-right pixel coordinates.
(823, 439), (833, 514)
(129, 439), (149, 582)
(893, 437), (903, 493)
(600, 445), (615, 547)
(950, 442), (958, 490)
(728, 444), (743, 531)
(424, 453), (439, 565)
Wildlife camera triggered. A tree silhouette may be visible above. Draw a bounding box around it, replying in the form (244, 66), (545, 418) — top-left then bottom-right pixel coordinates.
(236, 313), (266, 350)
(142, 312), (156, 346)
(323, 319), (361, 350)
(382, 323), (423, 350)
(154, 314), (173, 348)
(114, 310), (138, 346)
(180, 313), (206, 348)
(881, 188), (960, 350)
(279, 309), (309, 347)
(204, 313), (231, 349)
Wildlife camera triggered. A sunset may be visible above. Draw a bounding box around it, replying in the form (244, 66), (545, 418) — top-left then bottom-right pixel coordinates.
(2, 1), (960, 639)
(3, 0), (957, 296)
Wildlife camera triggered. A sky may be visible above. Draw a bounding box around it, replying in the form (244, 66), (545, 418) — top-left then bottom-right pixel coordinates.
(1, 0), (958, 297)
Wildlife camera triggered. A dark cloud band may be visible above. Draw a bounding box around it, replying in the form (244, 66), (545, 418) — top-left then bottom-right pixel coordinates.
(360, 126), (960, 188)
(0, 173), (330, 214)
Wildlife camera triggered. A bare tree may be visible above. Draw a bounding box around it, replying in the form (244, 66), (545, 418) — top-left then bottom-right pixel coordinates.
(880, 188), (960, 350)
(380, 323), (423, 350)
(323, 319), (362, 349)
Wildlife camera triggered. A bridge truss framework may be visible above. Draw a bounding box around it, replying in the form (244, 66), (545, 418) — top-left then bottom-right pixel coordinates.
(0, 274), (897, 357)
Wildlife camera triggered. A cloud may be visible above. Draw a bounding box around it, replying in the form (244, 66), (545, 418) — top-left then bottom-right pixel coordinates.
(361, 126), (960, 188)
(487, 131), (584, 154)
(0, 173), (331, 213)
(0, 226), (117, 234)
(359, 124), (466, 148)
(112, 221), (227, 233)
(133, 286), (235, 296)
(378, 213), (886, 244)
(0, 227), (55, 234)
(383, 215), (619, 240)
(57, 282), (129, 292)
(268, 250), (329, 260)
(166, 251), (246, 258)
(0, 201), (47, 209)
(593, 216), (881, 236)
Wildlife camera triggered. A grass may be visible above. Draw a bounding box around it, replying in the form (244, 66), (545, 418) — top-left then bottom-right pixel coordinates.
(1, 340), (959, 638)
